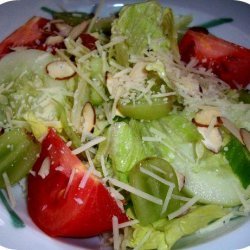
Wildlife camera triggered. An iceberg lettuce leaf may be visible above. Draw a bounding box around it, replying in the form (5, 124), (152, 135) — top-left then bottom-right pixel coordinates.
(125, 205), (229, 250)
(111, 1), (175, 65)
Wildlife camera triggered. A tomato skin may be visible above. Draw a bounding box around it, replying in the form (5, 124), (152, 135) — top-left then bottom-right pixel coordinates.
(79, 33), (97, 50)
(179, 29), (250, 89)
(0, 17), (97, 59)
(27, 129), (127, 237)
(0, 17), (50, 58)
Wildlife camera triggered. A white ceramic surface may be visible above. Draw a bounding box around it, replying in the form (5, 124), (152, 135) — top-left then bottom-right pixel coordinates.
(0, 1), (249, 249)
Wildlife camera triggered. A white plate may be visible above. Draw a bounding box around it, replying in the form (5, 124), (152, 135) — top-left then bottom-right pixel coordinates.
(0, 1), (249, 249)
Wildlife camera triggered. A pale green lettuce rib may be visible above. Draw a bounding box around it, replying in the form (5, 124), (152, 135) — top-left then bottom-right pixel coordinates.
(125, 205), (229, 250)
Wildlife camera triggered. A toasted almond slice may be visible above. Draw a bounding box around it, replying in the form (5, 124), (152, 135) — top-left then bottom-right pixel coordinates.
(10, 46), (28, 52)
(106, 73), (115, 96)
(193, 108), (221, 127)
(68, 20), (89, 40)
(176, 171), (185, 191)
(220, 117), (244, 144)
(197, 127), (223, 153)
(55, 22), (72, 37)
(240, 128), (250, 152)
(83, 102), (96, 133)
(46, 60), (76, 80)
(129, 62), (147, 81)
(45, 35), (64, 46)
(49, 19), (66, 24)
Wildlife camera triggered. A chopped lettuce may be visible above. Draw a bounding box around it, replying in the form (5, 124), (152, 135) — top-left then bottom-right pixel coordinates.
(161, 8), (179, 58)
(125, 205), (229, 250)
(23, 113), (49, 141)
(71, 78), (90, 132)
(95, 114), (250, 206)
(106, 121), (146, 182)
(111, 1), (177, 66)
(0, 50), (73, 133)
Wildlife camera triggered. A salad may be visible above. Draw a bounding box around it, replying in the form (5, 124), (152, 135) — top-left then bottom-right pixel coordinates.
(0, 1), (250, 249)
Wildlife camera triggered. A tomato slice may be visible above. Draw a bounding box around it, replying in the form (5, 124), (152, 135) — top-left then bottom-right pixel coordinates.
(27, 129), (127, 237)
(179, 29), (250, 89)
(0, 17), (50, 58)
(0, 17), (97, 59)
(79, 33), (97, 50)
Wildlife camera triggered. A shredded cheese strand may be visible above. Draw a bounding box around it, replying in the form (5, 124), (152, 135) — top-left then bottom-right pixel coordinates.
(87, 0), (105, 33)
(139, 167), (175, 188)
(63, 168), (76, 198)
(2, 172), (16, 208)
(38, 157), (50, 179)
(161, 185), (174, 215)
(79, 167), (93, 189)
(118, 219), (139, 229)
(171, 194), (191, 202)
(72, 136), (106, 155)
(168, 196), (199, 220)
(108, 178), (163, 205)
(100, 155), (108, 177)
(112, 215), (120, 250)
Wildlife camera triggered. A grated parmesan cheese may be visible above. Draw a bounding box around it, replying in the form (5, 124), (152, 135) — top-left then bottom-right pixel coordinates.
(85, 150), (102, 178)
(108, 187), (125, 201)
(87, 0), (104, 33)
(38, 157), (50, 179)
(108, 177), (163, 205)
(112, 215), (120, 250)
(139, 167), (175, 188)
(118, 219), (139, 229)
(63, 168), (76, 198)
(72, 136), (106, 155)
(161, 185), (174, 215)
(233, 185), (250, 212)
(100, 155), (108, 178)
(78, 150), (95, 189)
(171, 194), (191, 202)
(79, 165), (94, 189)
(168, 196), (199, 220)
(55, 166), (64, 172)
(196, 212), (236, 235)
(2, 172), (16, 208)
(74, 197), (84, 205)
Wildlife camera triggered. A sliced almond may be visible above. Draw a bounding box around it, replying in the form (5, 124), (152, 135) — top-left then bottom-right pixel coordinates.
(82, 102), (96, 133)
(10, 46), (28, 52)
(193, 108), (221, 127)
(240, 128), (250, 152)
(68, 20), (89, 40)
(197, 127), (223, 153)
(49, 19), (64, 24)
(45, 35), (64, 46)
(55, 22), (72, 37)
(129, 62), (147, 81)
(176, 172), (185, 191)
(106, 73), (116, 97)
(46, 60), (76, 80)
(220, 117), (244, 144)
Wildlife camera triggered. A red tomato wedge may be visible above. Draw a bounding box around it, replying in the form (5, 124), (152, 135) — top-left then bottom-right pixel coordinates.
(0, 16), (97, 59)
(179, 29), (250, 89)
(0, 17), (50, 59)
(27, 129), (127, 237)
